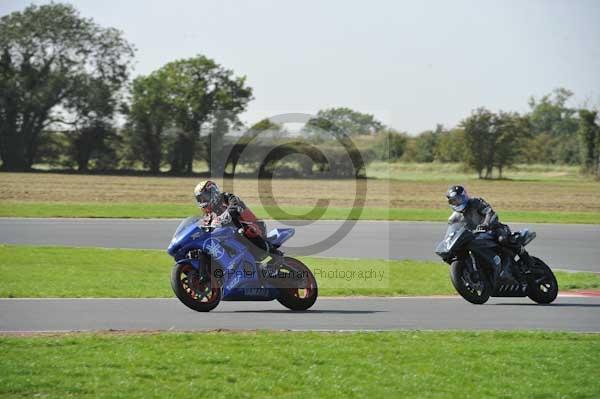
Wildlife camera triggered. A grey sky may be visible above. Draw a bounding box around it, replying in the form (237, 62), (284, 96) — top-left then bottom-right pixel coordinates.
(2, 0), (600, 133)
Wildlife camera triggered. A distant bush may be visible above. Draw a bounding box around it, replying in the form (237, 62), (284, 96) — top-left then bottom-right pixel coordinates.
(373, 130), (408, 161)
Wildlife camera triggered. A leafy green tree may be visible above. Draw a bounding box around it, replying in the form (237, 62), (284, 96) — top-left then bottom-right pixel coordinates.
(157, 56), (253, 175)
(435, 128), (465, 162)
(400, 137), (417, 162)
(306, 107), (384, 137)
(250, 118), (282, 133)
(518, 132), (558, 164)
(247, 117), (286, 141)
(493, 111), (529, 178)
(303, 116), (341, 142)
(526, 88), (580, 164)
(123, 75), (173, 173)
(68, 121), (117, 171)
(412, 125), (444, 162)
(205, 110), (246, 176)
(66, 77), (123, 171)
(460, 108), (495, 178)
(221, 118), (285, 177)
(124, 56), (252, 175)
(0, 3), (134, 170)
(33, 130), (68, 167)
(413, 132), (436, 162)
(460, 109), (528, 178)
(528, 88), (576, 136)
(374, 129), (408, 161)
(577, 109), (600, 176)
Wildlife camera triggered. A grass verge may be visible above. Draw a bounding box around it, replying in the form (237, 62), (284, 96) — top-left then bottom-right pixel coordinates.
(1, 201), (600, 223)
(1, 245), (598, 298)
(1, 330), (599, 399)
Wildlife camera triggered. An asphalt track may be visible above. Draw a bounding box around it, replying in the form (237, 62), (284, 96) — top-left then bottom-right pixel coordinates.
(1, 296), (599, 333)
(0, 218), (598, 271)
(1, 218), (598, 333)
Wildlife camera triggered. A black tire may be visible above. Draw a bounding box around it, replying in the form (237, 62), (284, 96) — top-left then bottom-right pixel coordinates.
(450, 259), (491, 304)
(276, 257), (318, 311)
(526, 257), (558, 304)
(171, 262), (221, 312)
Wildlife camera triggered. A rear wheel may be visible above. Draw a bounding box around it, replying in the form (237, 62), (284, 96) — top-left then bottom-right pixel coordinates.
(276, 257), (318, 311)
(450, 259), (491, 304)
(171, 262), (221, 312)
(526, 257), (558, 304)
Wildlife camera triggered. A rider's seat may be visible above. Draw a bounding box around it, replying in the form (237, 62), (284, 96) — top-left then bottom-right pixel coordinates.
(266, 228), (295, 248)
(511, 229), (536, 246)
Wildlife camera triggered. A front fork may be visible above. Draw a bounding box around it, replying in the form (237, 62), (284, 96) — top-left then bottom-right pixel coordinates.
(461, 253), (484, 288)
(518, 247), (534, 270)
(175, 254), (221, 285)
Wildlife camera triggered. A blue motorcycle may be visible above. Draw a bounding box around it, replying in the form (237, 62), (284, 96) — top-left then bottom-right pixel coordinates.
(167, 215), (318, 312)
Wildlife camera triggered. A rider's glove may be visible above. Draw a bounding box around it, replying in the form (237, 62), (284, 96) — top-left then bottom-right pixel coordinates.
(476, 224), (488, 231)
(219, 211), (232, 225)
(227, 203), (242, 216)
(228, 197), (243, 212)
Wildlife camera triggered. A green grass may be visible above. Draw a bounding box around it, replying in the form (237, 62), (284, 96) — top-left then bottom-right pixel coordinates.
(1, 330), (599, 399)
(1, 245), (598, 298)
(1, 201), (599, 223)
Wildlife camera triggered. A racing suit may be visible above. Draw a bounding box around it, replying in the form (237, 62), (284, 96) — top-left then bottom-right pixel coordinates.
(448, 197), (499, 232)
(449, 197), (533, 272)
(202, 192), (279, 259)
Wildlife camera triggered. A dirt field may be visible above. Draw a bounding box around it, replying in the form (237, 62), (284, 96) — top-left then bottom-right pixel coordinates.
(1, 172), (599, 212)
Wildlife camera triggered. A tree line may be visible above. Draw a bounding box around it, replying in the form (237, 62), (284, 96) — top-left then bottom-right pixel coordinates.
(299, 89), (600, 179)
(1, 3), (599, 179)
(389, 88), (599, 178)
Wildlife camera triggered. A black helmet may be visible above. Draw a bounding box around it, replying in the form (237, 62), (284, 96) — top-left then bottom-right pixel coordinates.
(446, 185), (469, 212)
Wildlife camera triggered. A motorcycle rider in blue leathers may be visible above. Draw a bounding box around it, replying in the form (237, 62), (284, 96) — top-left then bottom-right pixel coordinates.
(194, 180), (283, 269)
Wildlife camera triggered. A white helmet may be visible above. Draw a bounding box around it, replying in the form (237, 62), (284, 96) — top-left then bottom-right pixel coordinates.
(194, 180), (221, 210)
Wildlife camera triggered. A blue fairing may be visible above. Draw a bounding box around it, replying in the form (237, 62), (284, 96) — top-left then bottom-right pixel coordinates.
(167, 217), (294, 301)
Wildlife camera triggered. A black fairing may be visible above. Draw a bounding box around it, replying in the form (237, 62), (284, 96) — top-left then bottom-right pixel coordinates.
(469, 231), (500, 267)
(435, 222), (473, 260)
(435, 222), (498, 270)
(436, 221), (530, 298)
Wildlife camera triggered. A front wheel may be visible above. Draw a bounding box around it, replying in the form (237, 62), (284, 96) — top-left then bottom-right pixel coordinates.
(276, 257), (318, 311)
(450, 259), (492, 304)
(526, 257), (558, 304)
(171, 262), (221, 312)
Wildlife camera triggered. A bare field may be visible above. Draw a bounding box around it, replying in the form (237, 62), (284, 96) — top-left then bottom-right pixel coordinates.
(0, 172), (599, 212)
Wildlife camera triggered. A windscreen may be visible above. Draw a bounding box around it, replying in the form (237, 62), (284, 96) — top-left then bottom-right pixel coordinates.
(173, 216), (201, 238)
(439, 221), (468, 253)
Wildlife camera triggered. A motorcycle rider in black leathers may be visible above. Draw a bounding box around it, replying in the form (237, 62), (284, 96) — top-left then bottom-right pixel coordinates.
(446, 185), (534, 275)
(446, 185), (499, 232)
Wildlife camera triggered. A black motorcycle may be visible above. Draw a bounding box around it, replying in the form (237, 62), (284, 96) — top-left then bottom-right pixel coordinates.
(435, 221), (558, 304)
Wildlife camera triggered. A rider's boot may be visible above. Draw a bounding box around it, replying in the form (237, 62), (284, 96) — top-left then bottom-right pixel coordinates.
(266, 249), (284, 270)
(519, 247), (535, 270)
(259, 246), (284, 279)
(516, 248), (536, 285)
